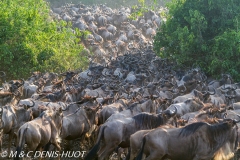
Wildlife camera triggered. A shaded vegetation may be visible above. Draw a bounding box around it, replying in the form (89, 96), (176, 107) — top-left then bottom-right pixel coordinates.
(0, 0), (88, 80)
(154, 0), (240, 81)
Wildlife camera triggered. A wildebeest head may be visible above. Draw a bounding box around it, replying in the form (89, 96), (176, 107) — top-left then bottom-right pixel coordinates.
(8, 79), (24, 97)
(28, 71), (42, 82)
(177, 68), (207, 93)
(0, 92), (14, 106)
(185, 98), (204, 111)
(44, 107), (63, 132)
(221, 74), (234, 84)
(61, 71), (78, 83)
(84, 106), (100, 126)
(161, 106), (177, 120)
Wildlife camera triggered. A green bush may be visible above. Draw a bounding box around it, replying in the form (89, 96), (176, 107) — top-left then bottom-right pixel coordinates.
(154, 0), (240, 81)
(0, 0), (88, 80)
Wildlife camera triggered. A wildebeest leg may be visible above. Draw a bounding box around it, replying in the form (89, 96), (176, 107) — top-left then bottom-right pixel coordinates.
(117, 147), (127, 160)
(52, 141), (61, 160)
(0, 131), (2, 152)
(145, 151), (164, 160)
(98, 142), (118, 160)
(35, 146), (43, 160)
(43, 142), (51, 152)
(8, 130), (14, 157)
(130, 147), (139, 160)
(28, 143), (40, 158)
(13, 133), (17, 147)
(125, 147), (131, 160)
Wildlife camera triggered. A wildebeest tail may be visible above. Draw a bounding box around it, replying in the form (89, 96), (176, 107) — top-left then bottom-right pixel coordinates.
(84, 125), (106, 160)
(136, 136), (146, 160)
(15, 127), (28, 160)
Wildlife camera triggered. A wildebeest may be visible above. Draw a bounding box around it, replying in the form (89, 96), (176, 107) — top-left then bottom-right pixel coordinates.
(166, 98), (205, 117)
(15, 108), (63, 159)
(61, 105), (99, 141)
(0, 92), (15, 106)
(105, 99), (155, 122)
(0, 103), (33, 156)
(136, 119), (239, 160)
(97, 98), (129, 125)
(84, 107), (177, 160)
(128, 125), (176, 160)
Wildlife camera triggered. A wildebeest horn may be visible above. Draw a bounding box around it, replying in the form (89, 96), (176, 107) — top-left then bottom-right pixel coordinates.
(205, 87), (215, 95)
(237, 114), (240, 119)
(28, 100), (35, 108)
(223, 113), (227, 119)
(103, 70), (108, 77)
(94, 91), (99, 98)
(170, 106), (177, 116)
(0, 71), (6, 78)
(233, 115), (240, 123)
(234, 119), (240, 123)
(232, 84), (237, 90)
(221, 84), (229, 90)
(87, 71), (92, 76)
(179, 85), (186, 93)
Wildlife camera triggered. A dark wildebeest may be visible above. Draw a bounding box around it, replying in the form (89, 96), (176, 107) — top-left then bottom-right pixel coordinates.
(84, 107), (177, 160)
(166, 98), (206, 117)
(61, 106), (99, 148)
(0, 103), (33, 156)
(105, 99), (156, 122)
(128, 125), (176, 160)
(0, 92), (15, 106)
(15, 108), (63, 160)
(136, 119), (239, 160)
(97, 99), (130, 125)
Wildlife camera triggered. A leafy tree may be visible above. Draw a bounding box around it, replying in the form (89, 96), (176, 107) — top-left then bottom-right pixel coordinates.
(0, 0), (88, 80)
(154, 0), (240, 80)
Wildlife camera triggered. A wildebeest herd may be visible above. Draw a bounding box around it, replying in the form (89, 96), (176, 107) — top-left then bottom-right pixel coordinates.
(1, 47), (240, 160)
(1, 2), (240, 160)
(50, 2), (163, 64)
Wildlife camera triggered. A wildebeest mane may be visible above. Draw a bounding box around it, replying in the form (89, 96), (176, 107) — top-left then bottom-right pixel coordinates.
(179, 121), (238, 150)
(132, 112), (163, 130)
(178, 122), (206, 137)
(207, 121), (237, 150)
(127, 102), (139, 111)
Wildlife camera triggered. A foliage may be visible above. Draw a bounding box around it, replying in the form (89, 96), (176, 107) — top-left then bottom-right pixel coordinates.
(0, 0), (88, 80)
(154, 0), (240, 80)
(128, 0), (161, 20)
